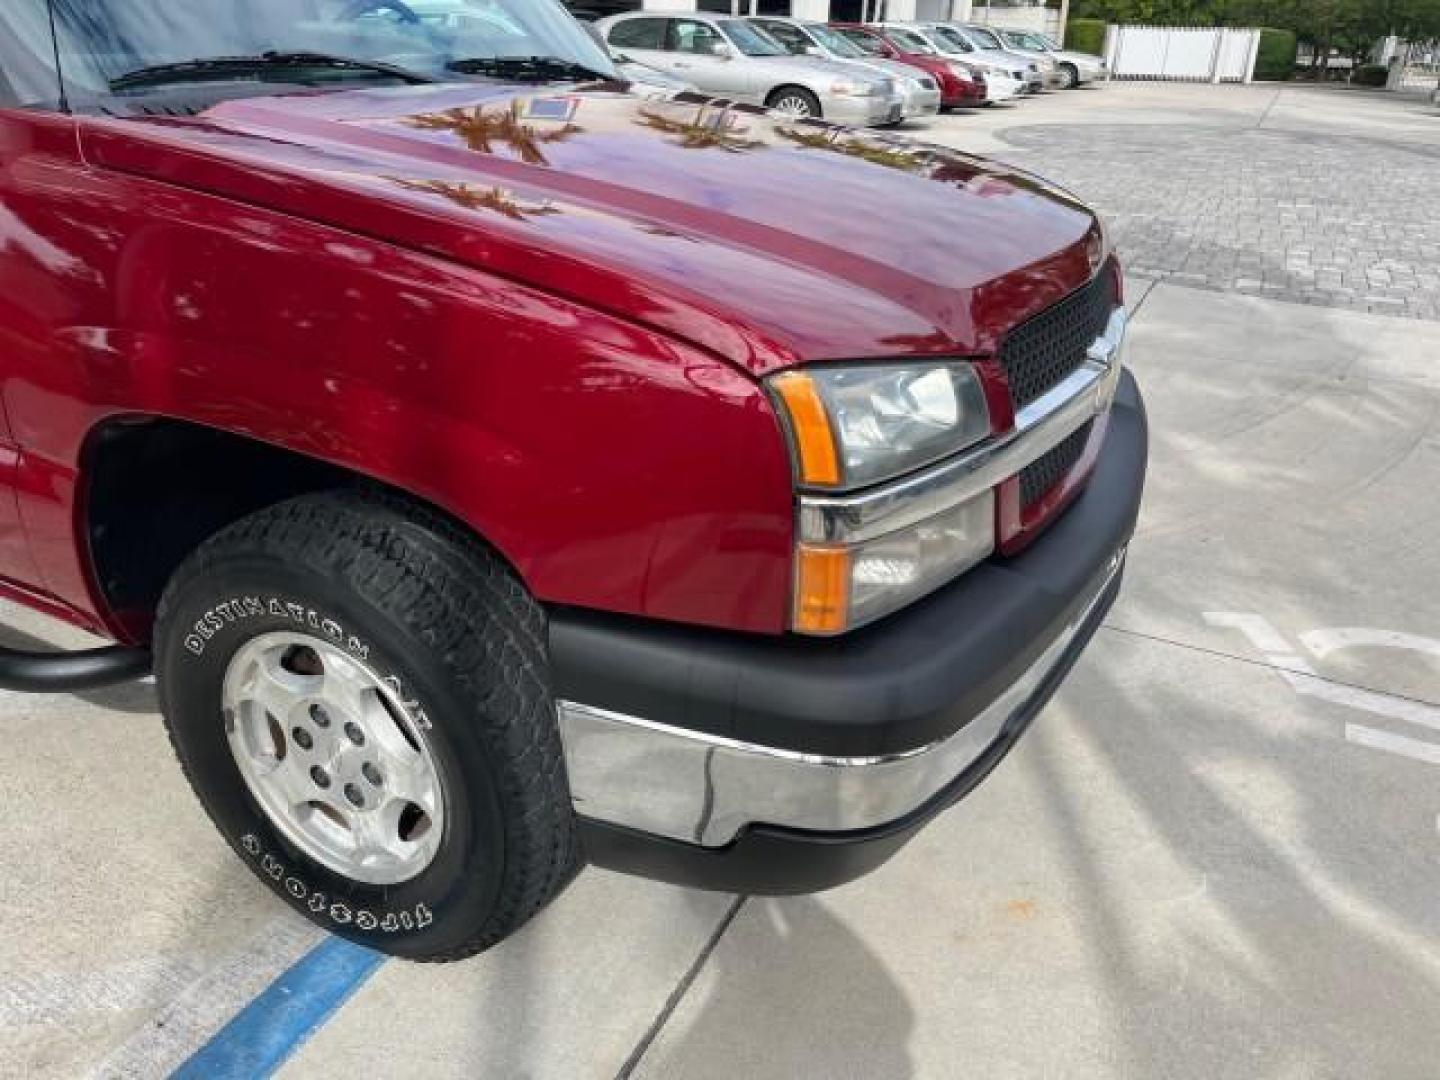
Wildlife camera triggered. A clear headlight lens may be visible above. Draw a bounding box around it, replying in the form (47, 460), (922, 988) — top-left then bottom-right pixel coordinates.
(831, 78), (884, 96)
(771, 362), (991, 490)
(795, 492), (995, 634)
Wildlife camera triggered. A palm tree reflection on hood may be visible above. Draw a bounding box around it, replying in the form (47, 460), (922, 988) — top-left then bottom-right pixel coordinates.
(388, 178), (561, 221)
(774, 125), (936, 175)
(404, 101), (582, 166)
(636, 104), (766, 153)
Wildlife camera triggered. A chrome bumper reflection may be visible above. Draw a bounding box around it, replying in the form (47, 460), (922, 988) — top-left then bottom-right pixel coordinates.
(557, 549), (1123, 848)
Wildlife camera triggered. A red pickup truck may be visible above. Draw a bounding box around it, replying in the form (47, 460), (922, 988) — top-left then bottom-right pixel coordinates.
(0, 1), (1144, 961)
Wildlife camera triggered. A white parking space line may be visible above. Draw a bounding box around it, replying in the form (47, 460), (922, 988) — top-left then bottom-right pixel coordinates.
(1344, 724), (1440, 767)
(1203, 612), (1295, 657)
(1303, 628), (1440, 662)
(1205, 611), (1440, 779)
(1289, 672), (1440, 735)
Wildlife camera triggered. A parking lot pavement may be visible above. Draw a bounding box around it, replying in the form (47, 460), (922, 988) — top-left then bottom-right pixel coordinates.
(922, 83), (1440, 320)
(3, 85), (1439, 1079)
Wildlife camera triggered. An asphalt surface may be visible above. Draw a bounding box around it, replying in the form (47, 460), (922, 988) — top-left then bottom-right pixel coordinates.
(3, 83), (1439, 1079)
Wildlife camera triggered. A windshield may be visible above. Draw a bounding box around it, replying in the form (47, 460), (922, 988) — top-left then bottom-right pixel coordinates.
(837, 29), (884, 56)
(0, 0), (614, 109)
(928, 27), (971, 54)
(804, 25), (865, 59)
(964, 26), (1003, 49)
(1005, 31), (1051, 51)
(717, 19), (787, 57)
(885, 28), (934, 54)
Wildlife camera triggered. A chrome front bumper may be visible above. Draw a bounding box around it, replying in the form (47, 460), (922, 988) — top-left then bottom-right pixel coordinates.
(984, 75), (1024, 102)
(825, 94), (903, 127)
(558, 547), (1123, 847)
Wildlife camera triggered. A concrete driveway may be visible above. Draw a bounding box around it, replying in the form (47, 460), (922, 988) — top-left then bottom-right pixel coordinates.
(3, 83), (1439, 1079)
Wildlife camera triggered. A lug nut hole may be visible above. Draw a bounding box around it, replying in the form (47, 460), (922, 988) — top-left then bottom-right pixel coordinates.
(292, 727), (314, 751)
(310, 766), (331, 789)
(362, 762), (383, 787)
(310, 704), (331, 728)
(344, 722), (366, 747)
(344, 783), (365, 808)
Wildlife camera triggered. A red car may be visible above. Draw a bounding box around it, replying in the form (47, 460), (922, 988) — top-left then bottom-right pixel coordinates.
(830, 22), (987, 108)
(0, 1), (1144, 960)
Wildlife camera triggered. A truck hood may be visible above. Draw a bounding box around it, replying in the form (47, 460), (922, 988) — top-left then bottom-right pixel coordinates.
(80, 83), (1103, 375)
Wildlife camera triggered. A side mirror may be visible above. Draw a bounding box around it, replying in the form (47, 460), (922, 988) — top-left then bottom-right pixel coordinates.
(709, 40), (733, 58)
(803, 45), (823, 57)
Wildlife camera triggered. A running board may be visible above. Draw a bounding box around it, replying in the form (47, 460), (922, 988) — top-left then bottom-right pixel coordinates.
(0, 645), (152, 692)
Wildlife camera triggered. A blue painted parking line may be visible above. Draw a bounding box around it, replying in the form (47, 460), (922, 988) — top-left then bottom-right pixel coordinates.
(172, 937), (386, 1079)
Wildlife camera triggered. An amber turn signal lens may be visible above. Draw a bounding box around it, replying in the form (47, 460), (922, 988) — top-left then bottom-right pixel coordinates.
(794, 545), (850, 635)
(770, 371), (841, 487)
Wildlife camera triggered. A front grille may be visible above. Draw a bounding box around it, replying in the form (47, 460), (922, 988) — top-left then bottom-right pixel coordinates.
(1021, 420), (1093, 509)
(998, 265), (1117, 412)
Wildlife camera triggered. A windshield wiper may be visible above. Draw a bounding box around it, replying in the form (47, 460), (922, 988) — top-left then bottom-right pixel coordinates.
(446, 56), (613, 83)
(110, 51), (436, 93)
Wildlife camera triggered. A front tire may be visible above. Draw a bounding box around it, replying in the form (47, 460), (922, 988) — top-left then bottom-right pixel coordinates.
(155, 490), (579, 961)
(1058, 63), (1079, 89)
(766, 85), (822, 119)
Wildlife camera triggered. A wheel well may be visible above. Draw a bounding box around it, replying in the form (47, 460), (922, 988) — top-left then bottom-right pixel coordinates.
(765, 84), (816, 106)
(85, 418), (406, 640)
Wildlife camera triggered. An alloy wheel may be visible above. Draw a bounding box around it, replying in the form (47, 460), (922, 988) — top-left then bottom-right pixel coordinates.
(222, 632), (445, 885)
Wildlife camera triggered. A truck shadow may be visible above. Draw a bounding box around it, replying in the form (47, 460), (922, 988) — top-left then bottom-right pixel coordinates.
(644, 891), (916, 1079)
(1027, 633), (1440, 1077)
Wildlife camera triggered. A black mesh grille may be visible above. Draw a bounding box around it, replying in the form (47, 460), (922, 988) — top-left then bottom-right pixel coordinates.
(998, 266), (1117, 412)
(1021, 421), (1093, 509)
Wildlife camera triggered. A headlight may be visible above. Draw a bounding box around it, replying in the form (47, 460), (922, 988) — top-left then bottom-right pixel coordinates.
(830, 78), (883, 96)
(770, 361), (997, 634)
(769, 362), (991, 489)
(794, 493), (994, 633)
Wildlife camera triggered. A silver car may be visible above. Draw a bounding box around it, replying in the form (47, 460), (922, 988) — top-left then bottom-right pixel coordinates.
(951, 23), (1058, 88)
(997, 29), (1108, 88)
(594, 12), (904, 126)
(747, 17), (941, 121)
(911, 22), (1042, 92)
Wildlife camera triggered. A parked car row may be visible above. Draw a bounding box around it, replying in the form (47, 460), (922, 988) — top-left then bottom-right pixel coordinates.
(591, 14), (1106, 125)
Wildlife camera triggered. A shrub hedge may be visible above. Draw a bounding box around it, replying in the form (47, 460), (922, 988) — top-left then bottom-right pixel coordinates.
(1065, 18), (1107, 57)
(1253, 28), (1297, 81)
(1352, 64), (1389, 86)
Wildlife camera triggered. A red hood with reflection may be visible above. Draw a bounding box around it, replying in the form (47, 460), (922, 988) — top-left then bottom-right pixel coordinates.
(79, 83), (1103, 374)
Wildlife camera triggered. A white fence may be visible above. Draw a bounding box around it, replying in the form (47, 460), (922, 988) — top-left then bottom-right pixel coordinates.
(1106, 25), (1261, 83)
